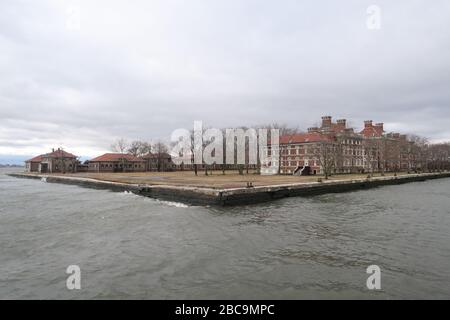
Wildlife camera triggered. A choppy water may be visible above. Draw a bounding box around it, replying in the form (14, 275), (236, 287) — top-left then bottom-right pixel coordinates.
(1, 167), (449, 299)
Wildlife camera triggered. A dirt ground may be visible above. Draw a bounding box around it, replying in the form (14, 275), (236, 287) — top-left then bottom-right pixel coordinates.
(53, 170), (409, 189)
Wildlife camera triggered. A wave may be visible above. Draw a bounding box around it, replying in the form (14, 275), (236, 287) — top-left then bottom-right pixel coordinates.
(154, 199), (189, 208)
(119, 190), (189, 208)
(120, 190), (136, 196)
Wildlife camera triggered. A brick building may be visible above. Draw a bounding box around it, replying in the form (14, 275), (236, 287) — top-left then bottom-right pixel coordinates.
(278, 132), (327, 175)
(88, 153), (146, 172)
(272, 116), (422, 175)
(25, 148), (79, 173)
(319, 116), (365, 173)
(360, 121), (416, 173)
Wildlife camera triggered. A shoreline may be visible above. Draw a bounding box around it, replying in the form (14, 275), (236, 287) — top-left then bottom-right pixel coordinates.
(8, 172), (450, 206)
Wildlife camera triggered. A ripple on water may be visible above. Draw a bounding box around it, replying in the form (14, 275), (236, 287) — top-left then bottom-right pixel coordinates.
(1, 169), (450, 299)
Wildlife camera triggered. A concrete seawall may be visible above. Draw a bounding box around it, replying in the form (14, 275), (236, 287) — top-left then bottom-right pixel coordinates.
(8, 172), (450, 206)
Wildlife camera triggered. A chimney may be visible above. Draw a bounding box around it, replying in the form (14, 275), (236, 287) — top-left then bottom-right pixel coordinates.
(52, 148), (55, 152)
(308, 127), (319, 133)
(364, 120), (373, 128)
(336, 119), (347, 129)
(375, 123), (384, 132)
(321, 116), (332, 128)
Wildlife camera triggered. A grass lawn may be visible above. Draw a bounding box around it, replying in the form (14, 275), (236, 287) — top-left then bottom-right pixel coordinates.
(52, 170), (410, 189)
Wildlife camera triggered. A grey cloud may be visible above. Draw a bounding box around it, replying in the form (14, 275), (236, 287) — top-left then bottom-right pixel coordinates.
(1, 0), (450, 158)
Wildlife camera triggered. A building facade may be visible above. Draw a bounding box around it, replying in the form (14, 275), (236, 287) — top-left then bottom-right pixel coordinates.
(25, 148), (79, 173)
(278, 132), (326, 175)
(272, 116), (425, 176)
(88, 153), (146, 172)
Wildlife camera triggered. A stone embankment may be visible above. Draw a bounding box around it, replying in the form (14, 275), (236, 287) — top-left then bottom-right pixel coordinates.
(9, 172), (450, 206)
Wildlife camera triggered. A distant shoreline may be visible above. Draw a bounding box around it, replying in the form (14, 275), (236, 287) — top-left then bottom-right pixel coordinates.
(8, 171), (450, 206)
(0, 165), (24, 168)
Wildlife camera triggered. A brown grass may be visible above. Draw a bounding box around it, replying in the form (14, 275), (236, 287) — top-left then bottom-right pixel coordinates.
(51, 170), (409, 189)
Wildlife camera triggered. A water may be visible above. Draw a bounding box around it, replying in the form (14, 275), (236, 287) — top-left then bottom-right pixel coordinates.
(1, 167), (449, 299)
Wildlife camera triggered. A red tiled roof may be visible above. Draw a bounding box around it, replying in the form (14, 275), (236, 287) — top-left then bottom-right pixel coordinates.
(43, 149), (77, 158)
(90, 153), (145, 162)
(360, 126), (383, 137)
(25, 155), (44, 162)
(25, 149), (77, 162)
(279, 133), (330, 144)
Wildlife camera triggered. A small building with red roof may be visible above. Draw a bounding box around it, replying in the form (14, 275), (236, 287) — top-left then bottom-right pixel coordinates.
(88, 153), (146, 172)
(25, 155), (44, 172)
(25, 148), (79, 173)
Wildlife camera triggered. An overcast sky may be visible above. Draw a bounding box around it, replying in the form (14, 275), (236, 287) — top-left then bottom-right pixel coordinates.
(1, 0), (450, 161)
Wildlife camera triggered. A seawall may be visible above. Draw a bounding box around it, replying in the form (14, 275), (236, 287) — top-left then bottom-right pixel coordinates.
(8, 172), (450, 206)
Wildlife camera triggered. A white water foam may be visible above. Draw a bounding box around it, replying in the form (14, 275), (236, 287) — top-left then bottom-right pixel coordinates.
(119, 191), (189, 207)
(154, 199), (189, 208)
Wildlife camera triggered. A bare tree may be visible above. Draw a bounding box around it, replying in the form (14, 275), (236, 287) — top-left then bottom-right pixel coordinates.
(188, 127), (214, 176)
(386, 137), (401, 173)
(128, 140), (141, 157)
(409, 135), (430, 172)
(376, 137), (387, 176)
(363, 138), (378, 175)
(152, 141), (169, 172)
(428, 142), (450, 171)
(128, 140), (152, 157)
(221, 128), (227, 175)
(363, 136), (387, 176)
(259, 123), (301, 136)
(111, 138), (128, 154)
(110, 138), (129, 172)
(316, 139), (338, 179)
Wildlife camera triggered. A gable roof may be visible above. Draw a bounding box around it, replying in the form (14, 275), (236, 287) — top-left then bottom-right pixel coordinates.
(43, 149), (77, 159)
(25, 155), (44, 162)
(25, 149), (77, 162)
(90, 153), (145, 162)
